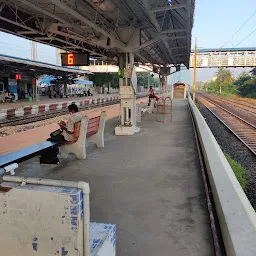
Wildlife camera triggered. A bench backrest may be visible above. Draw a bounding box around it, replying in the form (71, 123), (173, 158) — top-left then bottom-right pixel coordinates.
(76, 116), (89, 144)
(87, 116), (100, 137)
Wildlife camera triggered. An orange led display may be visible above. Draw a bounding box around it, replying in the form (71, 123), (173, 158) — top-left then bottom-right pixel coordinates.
(67, 53), (74, 65)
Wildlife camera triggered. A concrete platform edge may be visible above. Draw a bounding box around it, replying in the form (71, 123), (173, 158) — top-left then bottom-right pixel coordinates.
(188, 95), (256, 256)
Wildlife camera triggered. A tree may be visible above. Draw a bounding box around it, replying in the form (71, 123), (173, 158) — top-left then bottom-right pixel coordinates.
(234, 72), (251, 87)
(89, 73), (119, 90)
(215, 68), (234, 94)
(137, 72), (159, 89)
(250, 67), (256, 77)
(234, 70), (256, 98)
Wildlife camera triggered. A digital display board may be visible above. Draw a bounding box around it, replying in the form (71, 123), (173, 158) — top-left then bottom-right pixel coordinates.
(61, 53), (89, 66)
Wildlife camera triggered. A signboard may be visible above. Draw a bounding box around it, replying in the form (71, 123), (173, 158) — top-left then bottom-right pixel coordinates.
(15, 74), (22, 80)
(61, 53), (89, 66)
(8, 79), (17, 93)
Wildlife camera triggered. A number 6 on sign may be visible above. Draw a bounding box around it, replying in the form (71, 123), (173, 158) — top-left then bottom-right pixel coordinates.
(67, 53), (74, 65)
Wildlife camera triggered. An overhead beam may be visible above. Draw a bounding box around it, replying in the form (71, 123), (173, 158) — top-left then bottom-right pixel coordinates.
(165, 36), (186, 40)
(169, 46), (187, 50)
(16, 0), (68, 25)
(49, 0), (127, 50)
(161, 28), (186, 34)
(34, 37), (52, 40)
(134, 38), (162, 51)
(141, 0), (175, 64)
(134, 36), (186, 52)
(0, 15), (44, 35)
(150, 4), (186, 13)
(18, 31), (37, 35)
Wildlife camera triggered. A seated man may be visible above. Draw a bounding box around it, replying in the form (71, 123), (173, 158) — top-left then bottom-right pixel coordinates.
(40, 104), (82, 164)
(47, 103), (82, 144)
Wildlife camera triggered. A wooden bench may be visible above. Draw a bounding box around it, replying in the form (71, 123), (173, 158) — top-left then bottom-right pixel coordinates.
(59, 111), (106, 160)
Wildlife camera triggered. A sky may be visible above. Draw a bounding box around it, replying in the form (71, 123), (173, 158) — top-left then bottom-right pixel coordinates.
(0, 0), (256, 83)
(188, 0), (256, 83)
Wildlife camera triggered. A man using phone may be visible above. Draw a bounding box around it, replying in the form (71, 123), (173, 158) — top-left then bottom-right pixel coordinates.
(47, 103), (82, 144)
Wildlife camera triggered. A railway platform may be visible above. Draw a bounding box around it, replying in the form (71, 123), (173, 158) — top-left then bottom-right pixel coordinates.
(0, 94), (119, 109)
(1, 97), (256, 255)
(0, 93), (121, 121)
(4, 99), (214, 255)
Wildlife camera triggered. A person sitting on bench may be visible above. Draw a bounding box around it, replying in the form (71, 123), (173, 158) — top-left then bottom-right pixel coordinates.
(5, 90), (14, 102)
(41, 103), (82, 164)
(148, 86), (159, 105)
(87, 89), (93, 96)
(47, 103), (82, 144)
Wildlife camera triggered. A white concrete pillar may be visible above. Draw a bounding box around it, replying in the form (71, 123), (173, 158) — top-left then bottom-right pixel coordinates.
(115, 52), (139, 136)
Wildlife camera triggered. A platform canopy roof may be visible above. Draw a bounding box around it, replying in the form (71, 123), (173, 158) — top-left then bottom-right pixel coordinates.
(0, 54), (92, 77)
(0, 0), (195, 69)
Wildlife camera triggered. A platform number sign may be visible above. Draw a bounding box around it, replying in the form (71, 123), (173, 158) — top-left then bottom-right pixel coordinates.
(67, 53), (74, 65)
(15, 74), (21, 80)
(61, 53), (89, 66)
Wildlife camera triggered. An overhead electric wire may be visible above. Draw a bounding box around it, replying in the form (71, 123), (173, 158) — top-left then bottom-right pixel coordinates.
(217, 9), (256, 50)
(234, 27), (256, 47)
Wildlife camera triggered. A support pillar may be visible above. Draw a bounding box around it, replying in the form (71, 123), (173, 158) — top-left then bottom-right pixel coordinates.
(115, 53), (140, 136)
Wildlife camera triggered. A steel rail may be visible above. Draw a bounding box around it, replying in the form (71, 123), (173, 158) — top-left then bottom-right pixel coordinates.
(197, 95), (256, 156)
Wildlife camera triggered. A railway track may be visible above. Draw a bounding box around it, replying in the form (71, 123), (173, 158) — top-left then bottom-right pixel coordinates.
(199, 93), (256, 127)
(197, 94), (256, 155)
(0, 95), (146, 128)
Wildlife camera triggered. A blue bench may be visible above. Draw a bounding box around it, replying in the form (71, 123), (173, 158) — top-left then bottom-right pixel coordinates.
(0, 142), (57, 169)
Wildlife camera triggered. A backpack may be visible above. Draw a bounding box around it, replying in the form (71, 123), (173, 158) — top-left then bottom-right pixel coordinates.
(40, 147), (60, 165)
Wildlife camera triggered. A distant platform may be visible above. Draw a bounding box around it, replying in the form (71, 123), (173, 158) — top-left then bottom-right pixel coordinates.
(0, 94), (119, 110)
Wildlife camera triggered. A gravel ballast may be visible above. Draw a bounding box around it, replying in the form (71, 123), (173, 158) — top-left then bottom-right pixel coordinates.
(200, 105), (256, 209)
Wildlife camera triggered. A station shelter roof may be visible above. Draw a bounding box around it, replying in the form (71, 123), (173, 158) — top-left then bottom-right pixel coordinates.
(0, 54), (92, 78)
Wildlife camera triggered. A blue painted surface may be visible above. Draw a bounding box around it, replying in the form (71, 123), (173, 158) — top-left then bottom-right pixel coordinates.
(90, 222), (116, 256)
(74, 80), (93, 85)
(32, 242), (38, 252)
(1, 181), (85, 255)
(61, 247), (68, 256)
(0, 141), (56, 168)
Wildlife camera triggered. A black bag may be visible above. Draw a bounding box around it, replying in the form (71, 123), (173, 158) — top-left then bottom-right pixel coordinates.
(40, 147), (60, 165)
(50, 129), (62, 137)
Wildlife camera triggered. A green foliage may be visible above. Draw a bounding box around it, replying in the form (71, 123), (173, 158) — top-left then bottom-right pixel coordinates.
(225, 154), (248, 191)
(137, 72), (159, 88)
(199, 67), (256, 99)
(89, 72), (159, 89)
(89, 73), (119, 88)
(200, 68), (235, 95)
(235, 73), (256, 98)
